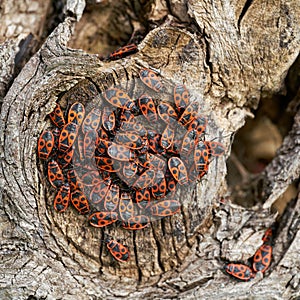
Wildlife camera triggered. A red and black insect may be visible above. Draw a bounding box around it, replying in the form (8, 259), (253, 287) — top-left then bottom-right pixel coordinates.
(89, 211), (118, 227)
(165, 170), (177, 195)
(188, 115), (207, 136)
(81, 170), (102, 186)
(95, 138), (112, 156)
(194, 140), (210, 172)
(122, 161), (138, 179)
(168, 157), (188, 185)
(149, 200), (181, 217)
(174, 84), (190, 114)
(148, 153), (167, 171)
(120, 110), (134, 123)
(139, 68), (162, 92)
(108, 144), (135, 162)
(57, 148), (74, 169)
(252, 244), (272, 273)
(177, 102), (199, 126)
(47, 160), (64, 188)
(147, 130), (165, 155)
(120, 120), (147, 137)
(83, 130), (98, 159)
(95, 155), (121, 173)
(132, 168), (156, 190)
(121, 215), (150, 230)
(118, 192), (135, 221)
(89, 179), (111, 205)
(119, 161), (138, 186)
(68, 102), (85, 126)
(137, 152), (150, 169)
(157, 102), (178, 125)
(67, 169), (84, 191)
(38, 130), (54, 160)
(49, 103), (65, 128)
(160, 125), (175, 149)
(107, 44), (138, 61)
(205, 141), (225, 157)
(114, 132), (145, 149)
(104, 184), (120, 212)
(262, 227), (274, 244)
(71, 189), (90, 214)
(151, 171), (167, 199)
(95, 155), (119, 172)
(51, 127), (61, 150)
(135, 188), (151, 209)
(224, 263), (255, 281)
(101, 106), (116, 132)
(53, 183), (70, 212)
(82, 107), (102, 134)
(167, 139), (181, 155)
(180, 129), (198, 156)
(139, 140), (149, 154)
(104, 88), (135, 110)
(198, 163), (209, 180)
(138, 94), (158, 123)
(105, 237), (130, 263)
(97, 127), (109, 140)
(187, 162), (200, 183)
(58, 122), (79, 152)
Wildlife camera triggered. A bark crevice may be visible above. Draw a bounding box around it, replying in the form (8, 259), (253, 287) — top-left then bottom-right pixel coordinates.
(0, 0), (299, 299)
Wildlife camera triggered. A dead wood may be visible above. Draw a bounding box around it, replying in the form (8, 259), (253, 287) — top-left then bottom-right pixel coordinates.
(0, 0), (299, 299)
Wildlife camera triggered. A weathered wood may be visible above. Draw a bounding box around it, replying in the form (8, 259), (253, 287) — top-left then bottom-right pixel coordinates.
(0, 0), (299, 299)
(0, 0), (52, 97)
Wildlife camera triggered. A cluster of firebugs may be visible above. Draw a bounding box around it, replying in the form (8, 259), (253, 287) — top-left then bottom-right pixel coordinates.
(37, 44), (272, 279)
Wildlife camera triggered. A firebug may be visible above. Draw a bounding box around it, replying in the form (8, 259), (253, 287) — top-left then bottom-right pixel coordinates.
(89, 211), (118, 227)
(105, 237), (130, 262)
(68, 102), (85, 126)
(58, 122), (79, 152)
(139, 68), (162, 92)
(49, 103), (65, 128)
(252, 244), (272, 273)
(149, 200), (181, 217)
(107, 44), (138, 61)
(38, 130), (54, 160)
(47, 160), (64, 188)
(53, 183), (70, 212)
(121, 215), (150, 230)
(71, 190), (90, 214)
(224, 263), (255, 281)
(138, 94), (158, 123)
(168, 157), (188, 185)
(82, 107), (102, 134)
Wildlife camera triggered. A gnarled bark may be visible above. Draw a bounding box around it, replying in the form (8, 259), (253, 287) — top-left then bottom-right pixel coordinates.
(0, 0), (299, 299)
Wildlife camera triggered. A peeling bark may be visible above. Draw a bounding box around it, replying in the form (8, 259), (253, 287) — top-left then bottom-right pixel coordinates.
(0, 0), (299, 299)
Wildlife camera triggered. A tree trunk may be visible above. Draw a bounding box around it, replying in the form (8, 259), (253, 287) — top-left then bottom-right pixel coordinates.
(0, 0), (299, 299)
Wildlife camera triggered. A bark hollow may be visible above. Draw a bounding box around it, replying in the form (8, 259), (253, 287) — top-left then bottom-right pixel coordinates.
(0, 1), (299, 299)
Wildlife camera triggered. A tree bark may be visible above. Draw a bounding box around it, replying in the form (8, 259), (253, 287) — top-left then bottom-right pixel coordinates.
(0, 0), (299, 299)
